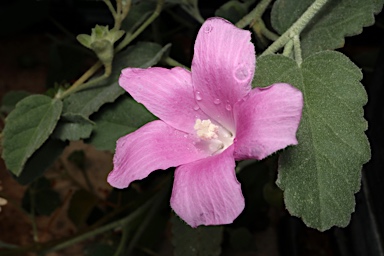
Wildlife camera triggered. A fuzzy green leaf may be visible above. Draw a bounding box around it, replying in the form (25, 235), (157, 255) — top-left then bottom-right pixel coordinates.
(171, 215), (223, 256)
(271, 0), (382, 58)
(52, 114), (94, 141)
(87, 95), (156, 151)
(253, 52), (370, 231)
(2, 95), (62, 176)
(215, 0), (254, 24)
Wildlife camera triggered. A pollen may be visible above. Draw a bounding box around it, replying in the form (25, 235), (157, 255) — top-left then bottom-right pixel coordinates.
(194, 119), (219, 140)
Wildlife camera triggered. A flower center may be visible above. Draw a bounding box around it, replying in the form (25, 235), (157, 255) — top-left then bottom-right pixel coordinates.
(194, 119), (234, 154)
(194, 119), (218, 140)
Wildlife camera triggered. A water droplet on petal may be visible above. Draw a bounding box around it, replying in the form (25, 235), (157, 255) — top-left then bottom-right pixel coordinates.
(226, 103), (232, 111)
(213, 98), (221, 105)
(193, 105), (200, 111)
(204, 24), (213, 33)
(234, 65), (249, 81)
(195, 91), (202, 101)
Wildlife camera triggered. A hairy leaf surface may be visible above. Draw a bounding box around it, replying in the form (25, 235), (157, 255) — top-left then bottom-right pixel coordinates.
(2, 95), (62, 176)
(271, 0), (382, 58)
(253, 52), (370, 230)
(87, 96), (156, 151)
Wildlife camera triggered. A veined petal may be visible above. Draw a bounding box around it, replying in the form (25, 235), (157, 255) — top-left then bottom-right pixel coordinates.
(119, 67), (210, 134)
(192, 18), (255, 131)
(170, 145), (244, 227)
(108, 120), (210, 189)
(234, 83), (303, 160)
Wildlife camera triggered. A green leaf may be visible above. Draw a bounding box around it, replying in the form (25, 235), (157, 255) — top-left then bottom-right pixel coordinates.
(271, 0), (381, 58)
(253, 52), (370, 231)
(1, 91), (30, 113)
(215, 0), (255, 24)
(87, 95), (156, 151)
(62, 42), (171, 119)
(16, 139), (67, 185)
(2, 95), (63, 176)
(52, 114), (94, 141)
(373, 0), (384, 12)
(171, 215), (223, 256)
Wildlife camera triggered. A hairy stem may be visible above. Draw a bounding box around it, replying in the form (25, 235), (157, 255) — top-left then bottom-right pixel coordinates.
(56, 0), (164, 99)
(282, 39), (294, 57)
(164, 56), (188, 69)
(115, 0), (164, 52)
(236, 0), (272, 29)
(261, 0), (330, 57)
(103, 0), (117, 18)
(293, 35), (302, 66)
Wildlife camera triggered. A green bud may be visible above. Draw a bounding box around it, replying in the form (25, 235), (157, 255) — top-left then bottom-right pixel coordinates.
(76, 25), (125, 66)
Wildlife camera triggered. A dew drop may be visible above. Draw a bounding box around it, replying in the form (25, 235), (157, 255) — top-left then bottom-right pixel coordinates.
(225, 103), (232, 111)
(234, 66), (249, 81)
(193, 105), (200, 111)
(204, 24), (213, 33)
(213, 98), (221, 105)
(195, 91), (202, 101)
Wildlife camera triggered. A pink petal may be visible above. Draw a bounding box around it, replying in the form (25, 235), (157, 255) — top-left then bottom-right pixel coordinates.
(170, 145), (244, 227)
(119, 67), (210, 134)
(192, 18), (255, 132)
(233, 83), (303, 160)
(108, 120), (210, 189)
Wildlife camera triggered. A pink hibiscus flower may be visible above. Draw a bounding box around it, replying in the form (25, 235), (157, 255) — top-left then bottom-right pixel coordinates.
(108, 17), (303, 227)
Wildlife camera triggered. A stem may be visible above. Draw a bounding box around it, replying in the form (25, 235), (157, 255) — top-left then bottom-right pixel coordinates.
(293, 35), (302, 66)
(164, 57), (188, 69)
(282, 39), (293, 57)
(113, 225), (130, 256)
(42, 194), (158, 254)
(57, 71), (107, 99)
(181, 3), (205, 24)
(260, 24), (279, 41)
(103, 0), (117, 18)
(115, 0), (165, 53)
(55, 0), (164, 100)
(261, 0), (330, 57)
(122, 0), (132, 19)
(236, 0), (272, 29)
(29, 185), (39, 242)
(126, 184), (168, 254)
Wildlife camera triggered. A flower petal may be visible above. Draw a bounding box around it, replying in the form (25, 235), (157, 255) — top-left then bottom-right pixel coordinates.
(234, 83), (303, 160)
(108, 120), (210, 189)
(192, 17), (255, 131)
(119, 67), (210, 134)
(170, 145), (244, 227)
